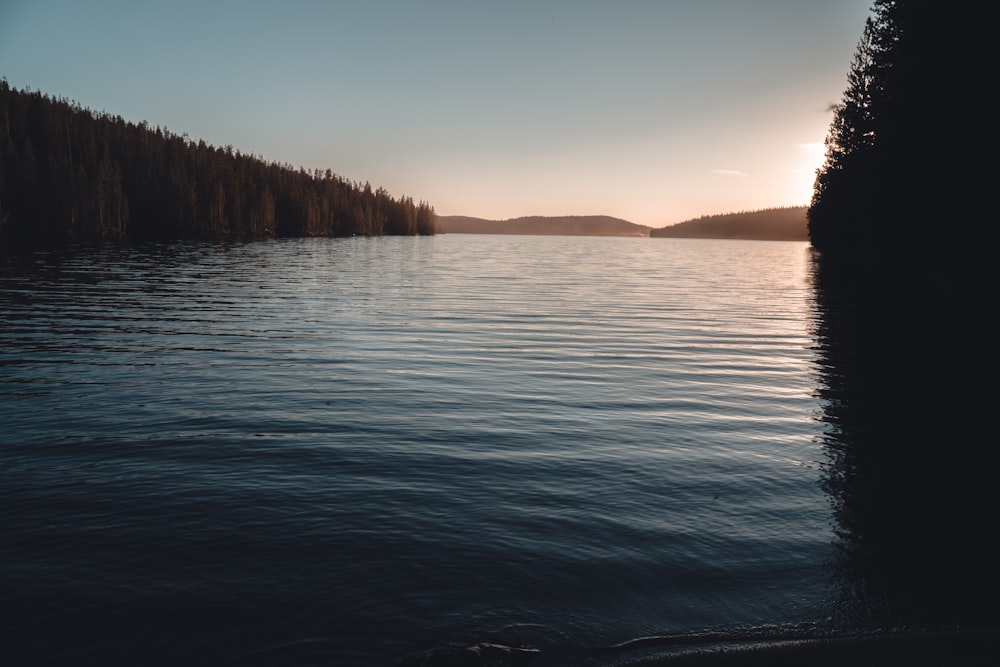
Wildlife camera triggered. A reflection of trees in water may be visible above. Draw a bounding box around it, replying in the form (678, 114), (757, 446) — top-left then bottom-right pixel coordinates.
(809, 251), (997, 630)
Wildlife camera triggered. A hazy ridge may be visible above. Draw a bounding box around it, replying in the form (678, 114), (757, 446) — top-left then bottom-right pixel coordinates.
(440, 208), (808, 241)
(439, 215), (652, 237)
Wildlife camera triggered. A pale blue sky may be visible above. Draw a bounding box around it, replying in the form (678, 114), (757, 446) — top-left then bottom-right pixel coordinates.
(1, 1), (872, 226)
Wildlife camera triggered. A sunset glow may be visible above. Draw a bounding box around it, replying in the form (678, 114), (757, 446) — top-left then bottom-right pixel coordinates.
(789, 141), (829, 204)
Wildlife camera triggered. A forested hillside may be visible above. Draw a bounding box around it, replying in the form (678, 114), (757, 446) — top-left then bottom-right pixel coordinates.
(0, 81), (438, 246)
(650, 206), (807, 240)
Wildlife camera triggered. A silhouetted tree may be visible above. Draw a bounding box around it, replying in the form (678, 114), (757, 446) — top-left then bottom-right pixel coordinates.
(808, 1), (985, 272)
(807, 0), (997, 630)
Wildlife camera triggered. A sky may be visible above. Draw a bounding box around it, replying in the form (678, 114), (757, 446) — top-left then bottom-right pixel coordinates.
(1, 1), (874, 227)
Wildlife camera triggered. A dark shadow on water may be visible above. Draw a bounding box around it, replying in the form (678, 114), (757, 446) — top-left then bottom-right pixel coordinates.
(809, 249), (997, 630)
(618, 250), (1000, 667)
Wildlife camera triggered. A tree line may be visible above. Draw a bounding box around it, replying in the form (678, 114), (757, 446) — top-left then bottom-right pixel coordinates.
(0, 80), (438, 246)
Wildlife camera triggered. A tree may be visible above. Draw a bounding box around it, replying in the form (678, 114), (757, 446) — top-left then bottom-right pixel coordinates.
(807, 2), (997, 629)
(808, 1), (987, 272)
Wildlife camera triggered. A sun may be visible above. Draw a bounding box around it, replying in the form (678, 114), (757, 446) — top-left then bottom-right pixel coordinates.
(788, 141), (828, 203)
(800, 141), (827, 165)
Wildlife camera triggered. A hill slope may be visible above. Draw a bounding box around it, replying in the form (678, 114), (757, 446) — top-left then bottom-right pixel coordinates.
(440, 215), (651, 237)
(650, 206), (808, 241)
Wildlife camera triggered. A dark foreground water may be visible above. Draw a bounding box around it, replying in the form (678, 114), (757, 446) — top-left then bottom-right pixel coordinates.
(0, 235), (991, 665)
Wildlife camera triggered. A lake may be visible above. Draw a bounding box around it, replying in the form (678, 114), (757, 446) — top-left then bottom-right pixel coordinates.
(0, 235), (892, 664)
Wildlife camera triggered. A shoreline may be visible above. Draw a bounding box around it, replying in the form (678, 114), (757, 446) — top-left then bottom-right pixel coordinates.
(613, 627), (999, 666)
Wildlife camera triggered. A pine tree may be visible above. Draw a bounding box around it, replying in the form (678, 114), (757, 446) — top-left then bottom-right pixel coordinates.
(808, 1), (986, 272)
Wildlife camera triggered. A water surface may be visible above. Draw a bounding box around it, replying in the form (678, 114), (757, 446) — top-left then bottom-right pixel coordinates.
(1, 235), (835, 665)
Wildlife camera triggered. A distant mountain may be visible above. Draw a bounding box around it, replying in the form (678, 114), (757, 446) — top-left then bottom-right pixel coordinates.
(650, 206), (808, 241)
(440, 215), (651, 237)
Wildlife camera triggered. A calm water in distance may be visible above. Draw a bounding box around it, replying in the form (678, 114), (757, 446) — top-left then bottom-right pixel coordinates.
(1, 235), (838, 665)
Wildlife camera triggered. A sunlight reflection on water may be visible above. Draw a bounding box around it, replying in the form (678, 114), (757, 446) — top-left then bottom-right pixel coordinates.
(0, 235), (833, 665)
